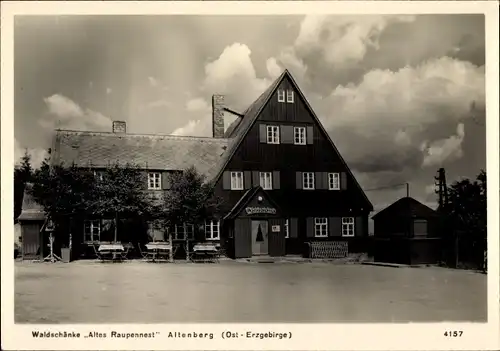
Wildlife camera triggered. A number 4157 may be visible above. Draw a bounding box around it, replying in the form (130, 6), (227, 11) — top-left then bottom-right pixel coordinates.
(444, 331), (463, 337)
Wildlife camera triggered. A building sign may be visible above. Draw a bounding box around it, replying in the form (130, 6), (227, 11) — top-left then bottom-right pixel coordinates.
(271, 225), (280, 232)
(245, 206), (277, 215)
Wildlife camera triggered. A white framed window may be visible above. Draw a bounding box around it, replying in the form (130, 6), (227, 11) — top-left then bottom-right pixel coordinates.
(148, 172), (161, 189)
(286, 90), (294, 103)
(259, 172), (273, 190)
(205, 220), (220, 240)
(294, 127), (306, 145)
(230, 171), (244, 190)
(302, 172), (315, 190)
(84, 220), (101, 242)
(342, 217), (355, 237)
(267, 125), (280, 144)
(170, 224), (194, 240)
(314, 218), (328, 237)
(285, 219), (289, 238)
(277, 89), (285, 102)
(328, 173), (340, 190)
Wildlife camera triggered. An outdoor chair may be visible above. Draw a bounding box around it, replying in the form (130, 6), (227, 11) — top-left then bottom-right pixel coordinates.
(93, 244), (112, 262)
(120, 245), (131, 260)
(138, 244), (155, 261)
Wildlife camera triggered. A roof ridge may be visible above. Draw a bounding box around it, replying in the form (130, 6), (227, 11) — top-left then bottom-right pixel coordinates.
(56, 129), (229, 142)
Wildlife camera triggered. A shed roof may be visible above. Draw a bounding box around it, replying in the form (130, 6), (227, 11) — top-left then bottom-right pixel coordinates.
(17, 183), (46, 221)
(372, 197), (437, 220)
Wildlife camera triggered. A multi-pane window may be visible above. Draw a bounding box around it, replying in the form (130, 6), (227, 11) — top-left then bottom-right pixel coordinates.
(205, 220), (220, 240)
(267, 125), (280, 144)
(328, 173), (340, 190)
(148, 172), (161, 189)
(314, 218), (328, 237)
(285, 219), (289, 238)
(294, 127), (306, 145)
(260, 172), (273, 190)
(277, 89), (285, 102)
(170, 224), (194, 240)
(230, 171), (244, 190)
(342, 217), (355, 237)
(84, 220), (101, 242)
(93, 170), (104, 181)
(286, 90), (294, 103)
(302, 172), (315, 190)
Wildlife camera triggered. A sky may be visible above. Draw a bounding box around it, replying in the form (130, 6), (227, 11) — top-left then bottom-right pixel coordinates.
(13, 14), (486, 214)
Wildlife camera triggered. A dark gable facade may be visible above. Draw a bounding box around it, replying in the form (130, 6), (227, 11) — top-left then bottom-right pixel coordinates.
(51, 70), (373, 259)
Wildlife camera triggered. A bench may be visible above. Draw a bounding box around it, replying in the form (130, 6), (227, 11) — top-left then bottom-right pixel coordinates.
(307, 241), (348, 259)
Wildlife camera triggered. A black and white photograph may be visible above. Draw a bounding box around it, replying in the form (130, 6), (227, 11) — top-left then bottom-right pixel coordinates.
(2, 1), (499, 350)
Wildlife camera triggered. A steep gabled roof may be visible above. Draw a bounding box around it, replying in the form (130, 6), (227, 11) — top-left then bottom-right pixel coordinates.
(211, 69), (373, 211)
(53, 130), (229, 178)
(372, 197), (437, 220)
(17, 183), (46, 221)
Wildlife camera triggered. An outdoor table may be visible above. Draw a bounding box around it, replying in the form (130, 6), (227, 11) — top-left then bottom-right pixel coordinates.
(98, 243), (125, 261)
(145, 242), (172, 262)
(192, 243), (219, 263)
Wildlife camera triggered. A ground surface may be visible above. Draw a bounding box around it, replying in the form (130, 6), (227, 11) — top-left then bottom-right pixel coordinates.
(15, 260), (487, 323)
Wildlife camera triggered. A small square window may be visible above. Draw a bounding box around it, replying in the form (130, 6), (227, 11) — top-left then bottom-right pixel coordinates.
(294, 127), (306, 145)
(328, 173), (340, 190)
(314, 218), (328, 237)
(342, 217), (355, 237)
(277, 89), (285, 103)
(148, 172), (161, 189)
(205, 220), (220, 240)
(267, 125), (280, 144)
(230, 171), (244, 190)
(302, 172), (315, 190)
(286, 90), (294, 103)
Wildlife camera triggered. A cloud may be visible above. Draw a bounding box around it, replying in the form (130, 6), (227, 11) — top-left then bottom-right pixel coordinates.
(171, 119), (208, 137)
(422, 123), (465, 167)
(14, 138), (47, 169)
(106, 87), (112, 94)
(185, 98), (210, 112)
(41, 94), (112, 132)
(148, 76), (159, 87)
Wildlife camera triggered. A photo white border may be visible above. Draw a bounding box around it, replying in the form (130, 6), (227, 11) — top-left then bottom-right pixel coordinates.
(1, 1), (499, 350)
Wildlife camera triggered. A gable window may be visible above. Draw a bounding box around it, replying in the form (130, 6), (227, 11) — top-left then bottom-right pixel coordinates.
(230, 171), (244, 190)
(286, 90), (294, 103)
(294, 127), (306, 145)
(148, 172), (161, 190)
(259, 172), (273, 190)
(302, 172), (315, 190)
(84, 220), (101, 243)
(328, 173), (340, 190)
(205, 220), (220, 240)
(314, 218), (328, 237)
(284, 219), (289, 238)
(267, 125), (280, 144)
(342, 217), (355, 237)
(277, 89), (285, 103)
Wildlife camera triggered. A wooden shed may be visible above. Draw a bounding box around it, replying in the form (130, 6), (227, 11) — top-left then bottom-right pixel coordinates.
(17, 183), (46, 260)
(372, 197), (441, 265)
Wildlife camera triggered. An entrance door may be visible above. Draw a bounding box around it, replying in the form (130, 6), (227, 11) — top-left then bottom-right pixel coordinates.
(251, 220), (269, 255)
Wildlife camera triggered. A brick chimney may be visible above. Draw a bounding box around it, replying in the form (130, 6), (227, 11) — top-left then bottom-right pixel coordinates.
(212, 94), (225, 138)
(112, 121), (126, 134)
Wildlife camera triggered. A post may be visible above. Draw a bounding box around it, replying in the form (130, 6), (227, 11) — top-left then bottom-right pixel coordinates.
(114, 212), (118, 243)
(169, 230), (174, 263)
(406, 183), (409, 197)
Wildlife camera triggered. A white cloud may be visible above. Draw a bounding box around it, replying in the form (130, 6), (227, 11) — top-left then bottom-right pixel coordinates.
(14, 138), (47, 169)
(171, 119), (207, 137)
(41, 94), (112, 132)
(148, 76), (159, 87)
(422, 123), (465, 167)
(106, 87), (112, 94)
(186, 98), (210, 112)
(266, 57), (282, 79)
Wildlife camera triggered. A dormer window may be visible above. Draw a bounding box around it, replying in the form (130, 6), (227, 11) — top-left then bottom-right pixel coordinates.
(286, 90), (294, 103)
(277, 89), (285, 103)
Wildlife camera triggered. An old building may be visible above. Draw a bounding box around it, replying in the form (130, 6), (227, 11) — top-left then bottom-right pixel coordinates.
(371, 196), (441, 265)
(51, 70), (373, 259)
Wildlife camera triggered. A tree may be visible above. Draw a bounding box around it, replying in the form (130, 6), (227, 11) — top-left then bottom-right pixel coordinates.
(442, 170), (486, 268)
(157, 166), (222, 239)
(91, 163), (156, 242)
(14, 150), (33, 221)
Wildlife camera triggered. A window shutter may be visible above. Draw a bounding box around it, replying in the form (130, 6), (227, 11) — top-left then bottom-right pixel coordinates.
(306, 126), (314, 144)
(355, 216), (364, 237)
(323, 172), (329, 190)
(315, 172), (324, 189)
(252, 171), (259, 187)
(244, 171), (251, 190)
(296, 172), (302, 189)
(290, 218), (298, 238)
(161, 172), (171, 190)
(306, 217), (314, 238)
(259, 124), (267, 143)
(280, 125), (293, 144)
(272, 171), (280, 190)
(142, 172), (149, 190)
(329, 217), (342, 237)
(222, 171), (231, 190)
(340, 172), (348, 190)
